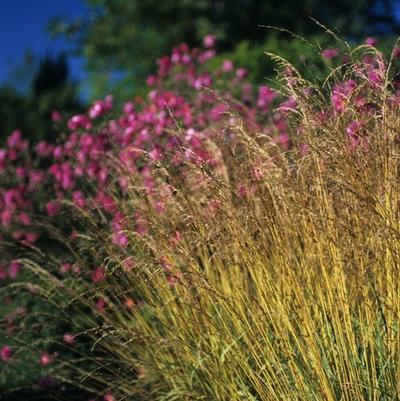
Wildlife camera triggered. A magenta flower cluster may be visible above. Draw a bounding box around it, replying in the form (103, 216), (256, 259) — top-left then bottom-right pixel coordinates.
(0, 37), (287, 262)
(1, 35), (400, 400)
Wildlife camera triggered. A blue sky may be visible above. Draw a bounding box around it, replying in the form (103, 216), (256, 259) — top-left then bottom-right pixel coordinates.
(0, 0), (86, 88)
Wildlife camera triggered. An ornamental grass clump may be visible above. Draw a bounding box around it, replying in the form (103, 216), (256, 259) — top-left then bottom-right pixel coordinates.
(3, 38), (400, 400)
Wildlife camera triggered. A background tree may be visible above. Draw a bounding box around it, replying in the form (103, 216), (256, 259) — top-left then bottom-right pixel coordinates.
(48, 0), (400, 100)
(0, 53), (82, 144)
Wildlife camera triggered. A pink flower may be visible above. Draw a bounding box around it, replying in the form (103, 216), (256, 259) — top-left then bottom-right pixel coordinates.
(273, 133), (291, 150)
(112, 232), (129, 247)
(122, 258), (134, 272)
(96, 298), (107, 312)
(35, 141), (53, 157)
(365, 37), (378, 46)
(257, 85), (276, 108)
(68, 114), (92, 130)
(72, 191), (86, 208)
(222, 59), (234, 72)
(322, 48), (339, 60)
(7, 130), (22, 148)
(8, 260), (21, 279)
(1, 345), (13, 362)
(199, 49), (216, 62)
(236, 68), (248, 79)
(15, 166), (27, 179)
(146, 75), (157, 86)
(203, 34), (216, 48)
(367, 66), (384, 87)
(59, 263), (72, 274)
(39, 351), (57, 366)
(18, 212), (31, 226)
(45, 201), (61, 217)
(0, 149), (7, 162)
(89, 96), (113, 119)
(103, 393), (115, 401)
(53, 145), (63, 159)
(96, 192), (117, 213)
(72, 265), (81, 274)
(24, 232), (39, 244)
(1, 209), (13, 227)
(51, 110), (62, 122)
(346, 120), (363, 137)
(123, 101), (135, 114)
(279, 97), (297, 112)
(63, 333), (76, 345)
(92, 266), (106, 284)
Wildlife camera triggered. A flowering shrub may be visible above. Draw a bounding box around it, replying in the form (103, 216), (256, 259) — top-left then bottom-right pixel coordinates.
(1, 36), (400, 400)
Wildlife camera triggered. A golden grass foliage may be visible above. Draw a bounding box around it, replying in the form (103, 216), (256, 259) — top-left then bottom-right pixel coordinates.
(23, 54), (400, 400)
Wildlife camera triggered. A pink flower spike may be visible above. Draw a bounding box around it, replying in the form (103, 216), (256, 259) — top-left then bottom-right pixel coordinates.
(1, 345), (13, 362)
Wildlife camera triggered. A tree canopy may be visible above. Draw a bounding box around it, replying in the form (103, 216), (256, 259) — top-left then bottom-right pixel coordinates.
(49, 0), (400, 100)
(0, 54), (81, 144)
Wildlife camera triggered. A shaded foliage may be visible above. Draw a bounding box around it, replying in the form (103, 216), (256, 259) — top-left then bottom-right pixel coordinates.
(0, 54), (82, 144)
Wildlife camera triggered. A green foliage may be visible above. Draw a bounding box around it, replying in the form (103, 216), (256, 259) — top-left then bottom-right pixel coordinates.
(209, 33), (400, 88)
(48, 0), (400, 100)
(0, 87), (27, 142)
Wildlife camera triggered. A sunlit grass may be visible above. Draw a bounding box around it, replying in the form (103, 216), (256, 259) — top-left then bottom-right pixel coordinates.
(7, 45), (400, 401)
